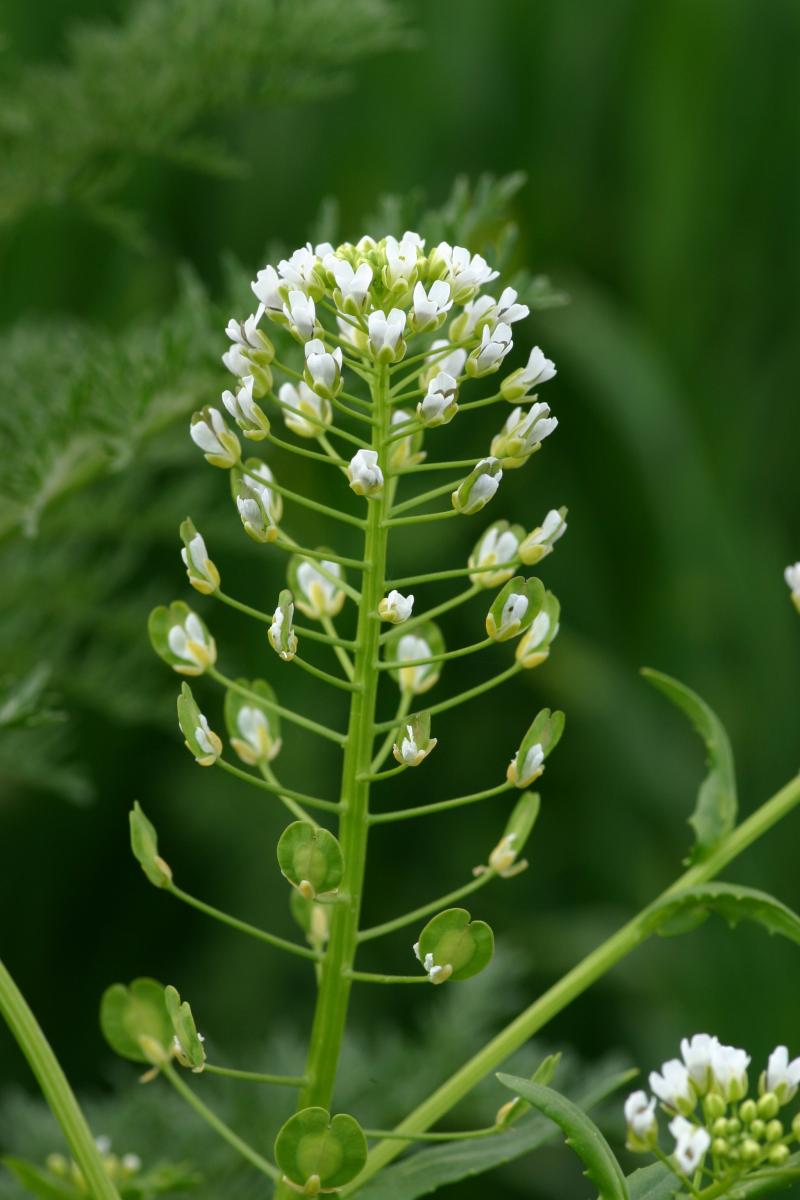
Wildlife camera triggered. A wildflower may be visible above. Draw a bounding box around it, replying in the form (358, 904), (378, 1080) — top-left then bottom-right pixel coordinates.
(221, 376), (270, 440)
(225, 681), (282, 764)
(452, 458), (503, 515)
(303, 339), (343, 399)
(680, 1033), (720, 1094)
(149, 602), (217, 676)
(348, 449), (384, 497)
(411, 280), (453, 331)
(711, 1042), (750, 1102)
(495, 286), (530, 325)
(429, 242), (499, 302)
(278, 245), (325, 295)
(232, 460), (282, 542)
(177, 683), (222, 766)
(279, 380), (333, 438)
(468, 521), (525, 588)
(448, 293), (498, 342)
(190, 407), (241, 469)
(466, 322), (513, 377)
(519, 508), (567, 565)
(669, 1116), (711, 1176)
(283, 289), (317, 341)
(251, 264), (283, 314)
(412, 942), (452, 985)
(221, 341), (252, 379)
(624, 1090), (658, 1149)
(785, 563), (800, 612)
(491, 402), (558, 466)
(179, 519), (220, 595)
(378, 590), (414, 623)
(290, 555), (346, 619)
(485, 579), (535, 641)
(500, 344), (558, 403)
(268, 590), (298, 661)
(649, 1059), (695, 1114)
(383, 233), (423, 290)
(764, 1045), (800, 1105)
(515, 601), (559, 668)
(387, 622), (444, 694)
(368, 308), (406, 363)
(392, 711), (437, 767)
(325, 256), (373, 312)
(420, 339), (468, 387)
(417, 371), (459, 427)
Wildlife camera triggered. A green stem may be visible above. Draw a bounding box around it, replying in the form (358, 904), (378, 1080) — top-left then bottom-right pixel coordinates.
(293, 653), (358, 693)
(394, 457), (483, 473)
(0, 958), (122, 1200)
(263, 476), (367, 530)
(272, 394), (368, 448)
(370, 690), (413, 773)
(357, 871), (496, 942)
(321, 615), (356, 680)
(383, 508), (460, 528)
(375, 637), (492, 670)
(163, 1062), (279, 1180)
(168, 884), (320, 962)
(378, 584), (481, 642)
(386, 563), (519, 589)
(363, 1126), (501, 1142)
(204, 1064), (306, 1087)
(347, 971), (430, 985)
(216, 756), (340, 814)
(389, 477), (463, 516)
(259, 762), (314, 825)
(266, 431), (347, 467)
(369, 780), (514, 825)
(209, 669), (346, 746)
(348, 772), (800, 1189)
(373, 663), (521, 731)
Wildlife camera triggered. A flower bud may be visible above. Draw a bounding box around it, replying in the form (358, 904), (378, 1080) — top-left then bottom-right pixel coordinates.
(303, 339), (343, 399)
(711, 1043), (751, 1102)
(451, 457), (503, 515)
(500, 345), (557, 401)
(490, 402), (558, 467)
(180, 518), (220, 595)
(624, 1090), (658, 1152)
(149, 601), (216, 676)
(277, 821), (344, 900)
(384, 621), (445, 695)
(347, 449), (384, 497)
(221, 376), (271, 441)
(224, 679), (282, 765)
(410, 280), (453, 332)
(507, 708), (565, 788)
(519, 507), (568, 565)
(176, 683), (222, 766)
(231, 459), (282, 543)
(769, 1143), (790, 1166)
(392, 710), (437, 767)
(740, 1138), (760, 1162)
(283, 289), (317, 341)
(765, 1119), (783, 1142)
(190, 406), (241, 469)
(222, 316), (274, 395)
(465, 322), (513, 377)
(378, 590), (414, 624)
(368, 308), (407, 363)
(705, 1093), (726, 1120)
(417, 371), (459, 427)
(382, 233), (424, 296)
(129, 802), (172, 888)
(763, 1045), (800, 1105)
(279, 381), (332, 439)
(288, 553), (346, 619)
(515, 590), (560, 669)
(759, 1092), (781, 1119)
(468, 520), (525, 588)
(268, 590), (299, 662)
(711, 1138), (729, 1157)
(485, 576), (545, 642)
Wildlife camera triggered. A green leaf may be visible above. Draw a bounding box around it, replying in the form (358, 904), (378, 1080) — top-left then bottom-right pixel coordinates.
(642, 668), (736, 861)
(626, 1163), (681, 1200)
(625, 1154), (800, 1199)
(277, 821), (344, 899)
(164, 984), (206, 1071)
(1, 1158), (77, 1200)
(496, 1077), (629, 1200)
(643, 882), (800, 946)
(99, 977), (172, 1065)
(497, 1051), (562, 1127)
(274, 1107), (367, 1191)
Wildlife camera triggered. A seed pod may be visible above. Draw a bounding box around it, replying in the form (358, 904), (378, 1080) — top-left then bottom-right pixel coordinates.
(507, 708), (565, 788)
(277, 822), (344, 900)
(176, 683), (222, 766)
(483, 791), (541, 878)
(515, 591), (560, 669)
(100, 978), (172, 1065)
(392, 710), (437, 767)
(413, 908), (494, 984)
(274, 1107), (367, 1194)
(148, 601), (217, 676)
(179, 518), (220, 595)
(164, 985), (206, 1072)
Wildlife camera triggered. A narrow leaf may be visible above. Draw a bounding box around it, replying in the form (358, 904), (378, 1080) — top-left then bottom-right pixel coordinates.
(644, 882), (800, 946)
(496, 1077), (629, 1200)
(625, 1163), (681, 1200)
(1, 1158), (77, 1200)
(642, 667), (736, 861)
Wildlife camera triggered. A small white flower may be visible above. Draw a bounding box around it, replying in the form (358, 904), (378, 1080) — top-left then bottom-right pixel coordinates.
(521, 345), (557, 387)
(325, 256), (373, 310)
(167, 613), (215, 671)
(515, 742), (544, 787)
(453, 458), (502, 514)
(422, 339), (468, 384)
(649, 1059), (695, 1112)
(669, 1115), (710, 1176)
(190, 407), (240, 466)
(525, 509), (567, 549)
(221, 375), (268, 438)
(348, 448), (384, 497)
(418, 371), (459, 427)
(710, 1042), (750, 1101)
(624, 1090), (657, 1140)
(469, 523), (523, 587)
(237, 462), (281, 539)
(121, 1154), (141, 1173)
(765, 1045), (800, 1104)
(396, 633), (435, 694)
(368, 308), (406, 361)
(468, 321), (513, 375)
(181, 532), (218, 592)
(680, 1033), (720, 1093)
(225, 312), (264, 349)
(234, 705), (280, 764)
(268, 598), (298, 661)
(295, 560), (344, 618)
(454, 293), (498, 339)
(495, 592), (529, 638)
(431, 242), (499, 299)
(279, 380), (332, 438)
(394, 723), (432, 766)
(384, 233), (423, 286)
(304, 338), (342, 398)
(194, 714), (218, 757)
(95, 1136), (112, 1156)
(785, 563), (800, 609)
(221, 342), (252, 378)
(523, 611), (551, 651)
(413, 944), (452, 984)
(495, 286), (530, 325)
(412, 279), (453, 329)
(251, 264), (283, 313)
(379, 590), (414, 623)
(283, 289), (316, 340)
(492, 402), (558, 461)
(278, 246), (320, 291)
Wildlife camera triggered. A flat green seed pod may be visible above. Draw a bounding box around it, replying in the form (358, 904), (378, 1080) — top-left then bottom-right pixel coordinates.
(100, 978), (172, 1064)
(277, 822), (344, 898)
(275, 1107), (367, 1191)
(164, 984), (206, 1071)
(416, 907), (495, 982)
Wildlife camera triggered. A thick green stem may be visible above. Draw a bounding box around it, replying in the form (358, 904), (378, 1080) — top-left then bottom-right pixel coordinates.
(0, 959), (121, 1200)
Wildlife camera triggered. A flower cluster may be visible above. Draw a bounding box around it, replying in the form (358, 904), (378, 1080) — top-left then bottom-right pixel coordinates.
(625, 1034), (800, 1185)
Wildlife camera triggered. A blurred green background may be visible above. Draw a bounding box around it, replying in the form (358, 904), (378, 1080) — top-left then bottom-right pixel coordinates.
(1, 1), (798, 1196)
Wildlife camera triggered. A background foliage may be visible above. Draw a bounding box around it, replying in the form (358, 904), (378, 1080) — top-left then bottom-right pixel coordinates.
(1, 1), (798, 1197)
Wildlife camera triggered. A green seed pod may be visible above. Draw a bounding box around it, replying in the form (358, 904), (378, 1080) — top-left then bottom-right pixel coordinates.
(148, 601), (217, 676)
(413, 907), (494, 984)
(176, 683), (222, 766)
(164, 985), (206, 1072)
(274, 1107), (367, 1194)
(129, 802), (172, 888)
(451, 457), (503, 515)
(468, 520), (526, 589)
(277, 822), (344, 900)
(230, 459), (282, 543)
(518, 507), (568, 566)
(100, 978), (172, 1065)
(288, 551), (346, 620)
(507, 708), (565, 788)
(179, 518), (220, 595)
(224, 679), (282, 765)
(485, 576), (545, 642)
(268, 589), (299, 662)
(484, 791), (541, 878)
(515, 591), (560, 670)
(392, 710), (437, 767)
(384, 621), (445, 695)
(496, 1052), (562, 1126)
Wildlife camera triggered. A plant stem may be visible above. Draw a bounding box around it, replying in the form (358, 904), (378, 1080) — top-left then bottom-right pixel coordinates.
(216, 757), (340, 814)
(168, 884), (320, 961)
(292, 653), (358, 692)
(204, 1064), (307, 1086)
(369, 779), (514, 824)
(386, 563), (519, 589)
(209, 669), (346, 746)
(369, 690), (413, 773)
(378, 584), (481, 642)
(347, 971), (430, 985)
(321, 615), (356, 680)
(348, 772), (800, 1189)
(373, 663), (521, 732)
(357, 871), (496, 942)
(0, 958), (122, 1200)
(374, 637), (492, 671)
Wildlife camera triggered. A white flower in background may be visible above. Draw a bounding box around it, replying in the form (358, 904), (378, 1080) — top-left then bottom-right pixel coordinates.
(765, 1045), (800, 1104)
(710, 1042), (750, 1101)
(421, 339), (468, 385)
(785, 563), (800, 611)
(368, 308), (406, 362)
(181, 529), (219, 594)
(394, 724), (425, 766)
(466, 321), (513, 376)
(336, 315), (361, 348)
(221, 341), (252, 378)
(649, 1059), (695, 1113)
(190, 407), (240, 468)
(418, 371), (459, 427)
(221, 375), (269, 440)
(232, 705), (281, 764)
(412, 942), (452, 984)
(395, 634), (434, 693)
(279, 380), (332, 438)
(378, 590), (414, 623)
(283, 289), (316, 340)
(168, 612), (216, 672)
(304, 338), (342, 398)
(295, 559), (345, 618)
(519, 508), (567, 565)
(501, 344), (557, 401)
(251, 264), (283, 313)
(121, 1154), (142, 1173)
(469, 522), (523, 588)
(411, 280), (453, 330)
(430, 242), (499, 301)
(278, 245), (321, 291)
(680, 1034), (720, 1093)
(492, 402), (558, 463)
(225, 312), (265, 349)
(347, 449), (384, 497)
(384, 233), (423, 287)
(624, 1091), (657, 1143)
(495, 286), (530, 325)
(325, 256), (373, 311)
(669, 1116), (710, 1176)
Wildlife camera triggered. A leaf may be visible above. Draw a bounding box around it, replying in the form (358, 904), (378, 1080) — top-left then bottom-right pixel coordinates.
(642, 668), (736, 861)
(350, 1066), (636, 1200)
(0, 1158), (77, 1200)
(643, 882), (800, 946)
(496, 1077), (629, 1200)
(625, 1154), (800, 1200)
(626, 1163), (682, 1200)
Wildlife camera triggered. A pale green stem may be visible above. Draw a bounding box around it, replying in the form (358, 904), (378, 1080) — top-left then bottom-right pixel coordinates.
(278, 533), (364, 601)
(375, 637), (492, 671)
(347, 971), (430, 985)
(386, 563), (519, 588)
(209, 669), (346, 746)
(266, 431), (347, 467)
(321, 615), (356, 680)
(359, 763), (408, 784)
(163, 1062), (280, 1180)
(272, 394), (368, 449)
(0, 959), (121, 1200)
(292, 653), (358, 693)
(363, 1126), (501, 1142)
(382, 417), (424, 448)
(216, 757), (340, 814)
(383, 508), (460, 528)
(317, 432), (351, 476)
(458, 392), (504, 411)
(348, 773), (800, 1189)
(389, 477), (464, 516)
(370, 690), (413, 774)
(216, 590), (359, 647)
(259, 762), (314, 825)
(373, 663), (521, 731)
(204, 1064), (306, 1087)
(379, 584), (481, 643)
(369, 780), (514, 825)
(394, 457), (484, 474)
(273, 359), (373, 427)
(168, 884), (320, 962)
(389, 339), (472, 382)
(258, 475), (367, 531)
(357, 870), (496, 942)
(273, 543), (368, 571)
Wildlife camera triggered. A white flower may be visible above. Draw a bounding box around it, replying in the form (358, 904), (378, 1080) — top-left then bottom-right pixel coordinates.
(395, 724), (424, 765)
(422, 339), (468, 384)
(515, 742), (544, 787)
(194, 714), (218, 757)
(765, 1045), (800, 1104)
(279, 380), (332, 438)
(278, 246), (320, 291)
(669, 1115), (710, 1176)
(492, 402), (558, 462)
(453, 293), (498, 339)
(649, 1059), (695, 1112)
(233, 705), (280, 764)
(624, 1090), (657, 1141)
(785, 563), (800, 608)
(468, 321), (513, 375)
(237, 462), (281, 538)
(304, 338), (342, 397)
(384, 233), (423, 286)
(518, 611), (551, 659)
(225, 312), (264, 349)
(431, 242), (499, 299)
(283, 289), (316, 340)
(412, 280), (453, 329)
(495, 592), (529, 638)
(251, 264), (283, 313)
(469, 523), (523, 587)
(453, 458), (503, 514)
(368, 308), (406, 361)
(221, 342), (252, 378)
(190, 407), (240, 467)
(379, 590), (414, 623)
(325, 256), (373, 310)
(181, 532), (218, 592)
(412, 943), (452, 984)
(501, 345), (557, 401)
(495, 286), (530, 325)
(680, 1033), (720, 1093)
(710, 1042), (750, 1101)
(347, 449), (384, 497)
(221, 375), (268, 439)
(418, 371), (459, 427)
(295, 560), (344, 618)
(268, 599), (298, 661)
(396, 634), (434, 693)
(167, 612), (215, 671)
